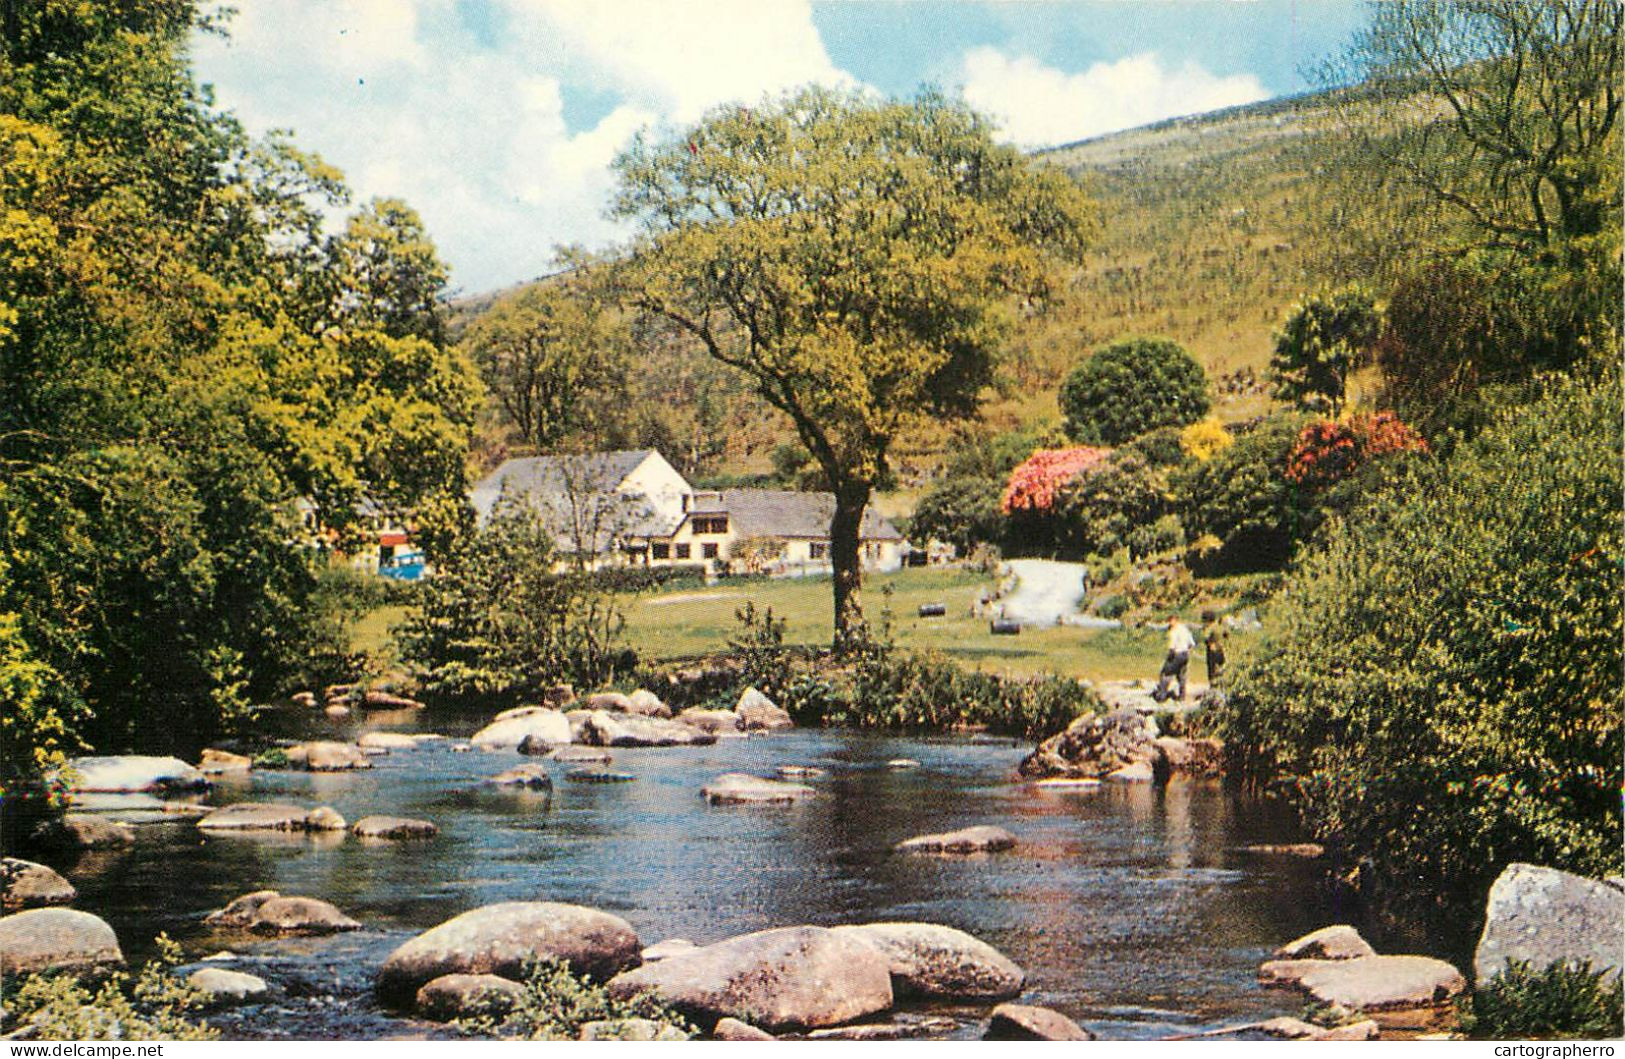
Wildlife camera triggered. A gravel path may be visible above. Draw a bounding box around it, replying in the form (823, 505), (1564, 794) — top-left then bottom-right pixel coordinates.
(999, 559), (1090, 626)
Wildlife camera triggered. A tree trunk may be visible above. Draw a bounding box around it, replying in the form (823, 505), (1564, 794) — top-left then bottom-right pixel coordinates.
(829, 482), (869, 654)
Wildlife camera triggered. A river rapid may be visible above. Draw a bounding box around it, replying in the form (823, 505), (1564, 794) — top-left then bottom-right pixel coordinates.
(56, 710), (1447, 1040)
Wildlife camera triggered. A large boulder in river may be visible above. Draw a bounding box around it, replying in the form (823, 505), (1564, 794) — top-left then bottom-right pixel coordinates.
(735, 688), (792, 730)
(30, 814), (135, 851)
(56, 755), (208, 793)
(0, 908), (123, 976)
(0, 859), (77, 912)
(198, 748), (253, 775)
(489, 763), (554, 789)
(676, 708), (743, 735)
(415, 973), (527, 1021)
(1474, 863), (1625, 985)
(1018, 708), (1159, 780)
(625, 690), (671, 719)
(352, 815), (438, 840)
(831, 923), (1024, 999)
(377, 902), (641, 1004)
(581, 711), (716, 748)
(605, 926), (893, 1032)
(187, 967), (273, 1008)
(204, 890), (361, 934)
(701, 773), (814, 805)
(895, 826), (1016, 855)
(985, 1003), (1095, 1041)
(1259, 954), (1466, 1010)
(285, 741), (371, 771)
(471, 708), (573, 751)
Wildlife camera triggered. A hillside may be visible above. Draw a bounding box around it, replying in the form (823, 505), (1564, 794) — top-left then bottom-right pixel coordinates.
(457, 86), (1411, 486)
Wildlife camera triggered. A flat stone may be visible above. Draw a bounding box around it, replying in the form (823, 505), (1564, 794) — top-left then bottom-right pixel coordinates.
(806, 1022), (916, 1040)
(578, 1018), (689, 1040)
(32, 814), (135, 850)
(831, 922), (1024, 999)
(286, 741), (371, 771)
(471, 708), (572, 751)
(0, 859), (76, 912)
(304, 806), (347, 831)
(701, 773), (815, 804)
(358, 732), (420, 751)
(585, 691), (635, 713)
(378, 902), (641, 1004)
(198, 749), (252, 775)
(205, 891), (361, 935)
(1259, 955), (1466, 1010)
(886, 759), (920, 769)
(1258, 1016), (1323, 1039)
(582, 711), (716, 748)
(1275, 925), (1377, 961)
(489, 764), (554, 789)
(352, 815), (437, 840)
(643, 938), (699, 961)
(1474, 863), (1625, 985)
(187, 967), (271, 1007)
(414, 973), (526, 1021)
(0, 908), (123, 977)
(1107, 761), (1155, 782)
(1239, 843), (1325, 858)
(675, 708), (743, 735)
(197, 802), (313, 832)
(625, 690), (672, 719)
(361, 690), (425, 710)
(324, 704), (351, 719)
(549, 746), (612, 765)
(712, 1017), (775, 1040)
(985, 1003), (1095, 1041)
(1033, 777), (1102, 789)
(895, 825), (1016, 855)
(56, 755), (208, 793)
(567, 769), (636, 784)
(606, 925), (893, 1033)
(777, 765), (826, 779)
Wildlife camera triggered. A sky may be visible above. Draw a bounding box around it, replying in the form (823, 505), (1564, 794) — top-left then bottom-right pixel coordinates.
(191, 1), (1370, 296)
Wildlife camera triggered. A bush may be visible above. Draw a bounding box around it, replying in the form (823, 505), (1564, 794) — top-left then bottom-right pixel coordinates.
(1217, 375), (1623, 912)
(1458, 961), (1624, 1041)
(461, 957), (691, 1041)
(396, 501), (629, 709)
(1125, 513), (1185, 560)
(1092, 593), (1129, 620)
(1173, 413), (1308, 572)
(911, 475), (1006, 554)
(1122, 425), (1188, 468)
(1269, 285), (1381, 415)
(1285, 412), (1428, 494)
(4, 936), (216, 1040)
(586, 564), (708, 593)
(1056, 452), (1169, 557)
(1059, 336), (1210, 445)
(1178, 418), (1233, 462)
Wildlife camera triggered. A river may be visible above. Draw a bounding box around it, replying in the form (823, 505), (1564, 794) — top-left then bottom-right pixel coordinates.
(57, 710), (1439, 1040)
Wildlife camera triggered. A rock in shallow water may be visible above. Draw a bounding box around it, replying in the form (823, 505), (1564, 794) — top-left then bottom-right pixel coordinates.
(187, 967), (272, 1007)
(582, 711), (716, 748)
(358, 731), (420, 751)
(700, 773), (814, 804)
(488, 764), (553, 789)
(0, 859), (77, 913)
(285, 741), (371, 771)
(578, 1018), (689, 1040)
(1274, 924), (1376, 961)
(351, 815), (438, 840)
(894, 825), (1016, 855)
(414, 973), (526, 1021)
(830, 922), (1024, 999)
(55, 755), (208, 793)
(0, 907), (123, 977)
(605, 925), (893, 1033)
(205, 890), (362, 935)
(30, 814), (135, 850)
(377, 902), (641, 1005)
(1259, 954), (1465, 1010)
(985, 1003), (1095, 1041)
(712, 1017), (775, 1040)
(196, 802), (315, 832)
(472, 708), (573, 751)
(735, 687), (792, 730)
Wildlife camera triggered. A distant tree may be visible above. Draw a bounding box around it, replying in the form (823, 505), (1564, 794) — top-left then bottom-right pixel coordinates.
(1338, 0), (1621, 250)
(608, 87), (1095, 649)
(1269, 286), (1381, 415)
(1059, 337), (1210, 445)
(461, 280), (630, 449)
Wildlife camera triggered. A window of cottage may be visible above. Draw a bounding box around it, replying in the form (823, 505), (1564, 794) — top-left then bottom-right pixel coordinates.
(675, 543), (691, 559)
(652, 542), (670, 560)
(810, 541), (828, 560)
(702, 542), (718, 559)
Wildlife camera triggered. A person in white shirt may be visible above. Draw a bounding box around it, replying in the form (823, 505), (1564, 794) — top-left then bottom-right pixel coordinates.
(1152, 615), (1196, 702)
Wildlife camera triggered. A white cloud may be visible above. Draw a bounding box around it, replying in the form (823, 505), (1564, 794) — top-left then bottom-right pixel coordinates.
(959, 48), (1268, 149)
(192, 0), (858, 293)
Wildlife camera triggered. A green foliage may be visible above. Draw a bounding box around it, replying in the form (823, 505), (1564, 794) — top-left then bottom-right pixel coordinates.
(1459, 961), (1624, 1041)
(1092, 594), (1129, 621)
(1218, 375), (1623, 910)
(461, 957), (691, 1041)
(0, 4), (477, 784)
(1121, 424), (1189, 468)
(911, 475), (1006, 554)
(396, 501), (629, 709)
(5, 935), (217, 1041)
(610, 85), (1095, 645)
(1059, 336), (1210, 445)
(1056, 452), (1170, 558)
(1173, 413), (1308, 572)
(1269, 286), (1380, 415)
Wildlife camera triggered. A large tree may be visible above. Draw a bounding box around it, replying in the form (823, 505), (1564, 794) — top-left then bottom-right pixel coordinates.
(607, 87), (1094, 648)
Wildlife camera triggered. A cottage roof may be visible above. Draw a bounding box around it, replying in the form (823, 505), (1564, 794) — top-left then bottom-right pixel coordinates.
(695, 489), (904, 542)
(471, 450), (659, 519)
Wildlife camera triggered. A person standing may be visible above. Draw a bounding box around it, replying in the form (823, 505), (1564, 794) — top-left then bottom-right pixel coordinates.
(1152, 614), (1196, 702)
(1202, 609), (1227, 686)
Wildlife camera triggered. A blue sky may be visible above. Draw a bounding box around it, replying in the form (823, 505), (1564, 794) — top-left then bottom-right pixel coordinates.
(192, 1), (1368, 295)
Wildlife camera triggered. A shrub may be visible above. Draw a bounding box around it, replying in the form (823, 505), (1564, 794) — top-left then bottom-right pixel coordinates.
(1122, 425), (1188, 468)
(4, 935), (216, 1040)
(1092, 593), (1129, 620)
(1173, 413), (1308, 572)
(1285, 412), (1428, 494)
(911, 475), (1006, 554)
(1056, 452), (1170, 558)
(1059, 336), (1210, 445)
(461, 957), (691, 1041)
(1178, 417), (1233, 462)
(1125, 513), (1185, 560)
(586, 564), (708, 593)
(1000, 447), (1112, 515)
(1269, 286), (1381, 415)
(1217, 375), (1623, 912)
(1458, 961), (1624, 1041)
(396, 500), (629, 709)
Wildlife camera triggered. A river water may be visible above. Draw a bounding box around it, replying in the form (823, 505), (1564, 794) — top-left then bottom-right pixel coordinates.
(56, 711), (1432, 1040)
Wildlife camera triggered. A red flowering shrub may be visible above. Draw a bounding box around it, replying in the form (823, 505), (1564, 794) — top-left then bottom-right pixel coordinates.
(1001, 447), (1112, 514)
(1286, 412), (1428, 492)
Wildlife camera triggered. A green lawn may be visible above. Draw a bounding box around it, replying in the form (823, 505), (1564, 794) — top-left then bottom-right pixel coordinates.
(619, 566), (1169, 682)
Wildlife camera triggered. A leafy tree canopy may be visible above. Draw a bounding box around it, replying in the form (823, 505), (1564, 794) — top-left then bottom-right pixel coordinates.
(1059, 336), (1210, 445)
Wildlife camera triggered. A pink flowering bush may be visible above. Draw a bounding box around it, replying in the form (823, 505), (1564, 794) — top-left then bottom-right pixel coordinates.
(1001, 447), (1112, 514)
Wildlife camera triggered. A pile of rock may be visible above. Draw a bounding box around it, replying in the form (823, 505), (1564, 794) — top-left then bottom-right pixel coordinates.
(1257, 924), (1464, 1036)
(1018, 708), (1223, 783)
